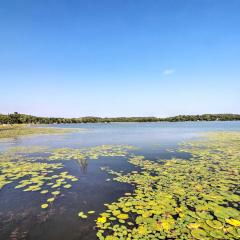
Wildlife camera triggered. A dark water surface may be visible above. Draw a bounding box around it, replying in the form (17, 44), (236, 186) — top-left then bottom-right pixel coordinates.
(0, 122), (240, 240)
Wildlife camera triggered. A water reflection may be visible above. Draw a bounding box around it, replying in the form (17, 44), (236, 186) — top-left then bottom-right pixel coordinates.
(76, 158), (88, 174)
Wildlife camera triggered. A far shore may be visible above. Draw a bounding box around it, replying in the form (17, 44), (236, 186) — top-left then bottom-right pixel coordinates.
(1, 113), (240, 125)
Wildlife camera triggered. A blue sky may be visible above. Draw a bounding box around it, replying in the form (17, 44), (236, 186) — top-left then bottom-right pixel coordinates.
(0, 0), (239, 117)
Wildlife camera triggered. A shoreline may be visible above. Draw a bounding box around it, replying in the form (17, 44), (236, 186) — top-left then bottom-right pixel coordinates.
(1, 113), (240, 124)
(1, 119), (240, 127)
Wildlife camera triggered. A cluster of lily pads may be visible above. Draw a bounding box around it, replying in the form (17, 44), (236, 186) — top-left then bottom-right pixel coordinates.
(0, 145), (136, 210)
(78, 210), (95, 219)
(0, 147), (79, 209)
(96, 132), (240, 239)
(49, 145), (136, 161)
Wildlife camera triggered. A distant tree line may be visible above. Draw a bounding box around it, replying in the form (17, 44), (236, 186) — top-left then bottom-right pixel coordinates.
(0, 112), (240, 124)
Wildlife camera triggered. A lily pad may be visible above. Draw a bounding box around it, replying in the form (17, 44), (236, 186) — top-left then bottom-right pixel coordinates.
(41, 203), (49, 209)
(191, 229), (207, 239)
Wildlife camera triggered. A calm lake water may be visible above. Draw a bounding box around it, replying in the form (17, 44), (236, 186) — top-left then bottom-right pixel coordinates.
(0, 121), (240, 240)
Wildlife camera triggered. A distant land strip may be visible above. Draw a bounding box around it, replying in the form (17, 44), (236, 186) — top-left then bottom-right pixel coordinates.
(1, 112), (240, 124)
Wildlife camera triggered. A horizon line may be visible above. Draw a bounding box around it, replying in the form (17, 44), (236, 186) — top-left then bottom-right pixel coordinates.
(1, 112), (240, 119)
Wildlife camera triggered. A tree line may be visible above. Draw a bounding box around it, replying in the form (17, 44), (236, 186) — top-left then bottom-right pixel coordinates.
(0, 112), (240, 124)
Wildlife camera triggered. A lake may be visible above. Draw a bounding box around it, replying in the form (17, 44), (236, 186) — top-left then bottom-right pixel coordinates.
(0, 121), (240, 240)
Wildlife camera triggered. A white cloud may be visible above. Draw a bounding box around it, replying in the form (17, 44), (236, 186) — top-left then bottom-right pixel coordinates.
(162, 69), (175, 76)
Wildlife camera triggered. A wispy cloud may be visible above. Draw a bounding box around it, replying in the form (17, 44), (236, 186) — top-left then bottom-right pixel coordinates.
(162, 69), (175, 76)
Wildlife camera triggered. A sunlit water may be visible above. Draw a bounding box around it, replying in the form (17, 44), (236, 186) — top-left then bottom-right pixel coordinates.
(0, 121), (240, 240)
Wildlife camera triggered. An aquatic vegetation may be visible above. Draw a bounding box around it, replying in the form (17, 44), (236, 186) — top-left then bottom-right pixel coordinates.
(0, 144), (136, 212)
(78, 210), (96, 219)
(47, 197), (55, 203)
(96, 132), (240, 239)
(97, 216), (107, 224)
(49, 145), (136, 161)
(0, 159), (78, 207)
(41, 204), (49, 209)
(88, 211), (95, 214)
(52, 191), (61, 195)
(78, 211), (88, 219)
(48, 145), (136, 175)
(0, 147), (78, 209)
(0, 124), (73, 140)
(226, 219), (240, 227)
(5, 146), (49, 154)
(40, 190), (49, 194)
(2, 131), (239, 239)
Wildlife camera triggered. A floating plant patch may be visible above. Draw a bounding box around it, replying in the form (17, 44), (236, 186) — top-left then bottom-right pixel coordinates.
(96, 132), (240, 239)
(48, 145), (136, 161)
(0, 144), (136, 211)
(0, 146), (78, 208)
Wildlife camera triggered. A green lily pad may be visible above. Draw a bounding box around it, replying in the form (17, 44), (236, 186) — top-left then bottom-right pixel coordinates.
(206, 220), (223, 229)
(191, 229), (207, 239)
